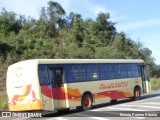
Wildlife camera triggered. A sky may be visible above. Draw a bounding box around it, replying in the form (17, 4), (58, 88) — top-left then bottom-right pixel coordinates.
(0, 0), (160, 64)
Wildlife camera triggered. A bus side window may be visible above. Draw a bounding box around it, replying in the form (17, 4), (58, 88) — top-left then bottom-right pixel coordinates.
(38, 65), (49, 85)
(48, 69), (56, 86)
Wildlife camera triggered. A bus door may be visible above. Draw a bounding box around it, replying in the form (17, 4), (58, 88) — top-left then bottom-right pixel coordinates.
(39, 65), (54, 111)
(48, 68), (66, 110)
(139, 65), (150, 94)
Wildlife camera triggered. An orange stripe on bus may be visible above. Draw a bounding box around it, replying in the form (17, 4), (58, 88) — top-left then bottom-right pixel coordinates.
(9, 99), (42, 111)
(41, 86), (133, 101)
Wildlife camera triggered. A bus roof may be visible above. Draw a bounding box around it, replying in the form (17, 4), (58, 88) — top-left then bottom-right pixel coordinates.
(31, 59), (145, 64)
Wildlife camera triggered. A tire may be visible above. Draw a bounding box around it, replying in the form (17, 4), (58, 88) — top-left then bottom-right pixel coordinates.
(81, 94), (93, 111)
(133, 87), (141, 101)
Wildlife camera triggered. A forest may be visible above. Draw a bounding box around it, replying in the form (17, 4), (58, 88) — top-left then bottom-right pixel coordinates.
(0, 1), (160, 84)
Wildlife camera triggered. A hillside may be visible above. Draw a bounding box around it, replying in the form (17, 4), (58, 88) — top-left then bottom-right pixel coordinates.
(0, 1), (160, 91)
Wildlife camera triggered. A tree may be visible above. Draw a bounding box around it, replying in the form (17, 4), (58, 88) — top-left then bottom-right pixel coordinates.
(0, 42), (12, 61)
(0, 1), (158, 78)
(46, 1), (66, 37)
(95, 46), (124, 59)
(0, 8), (22, 37)
(96, 12), (116, 45)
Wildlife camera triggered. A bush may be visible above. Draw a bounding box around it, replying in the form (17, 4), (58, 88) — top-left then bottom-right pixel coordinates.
(150, 78), (160, 91)
(0, 91), (8, 111)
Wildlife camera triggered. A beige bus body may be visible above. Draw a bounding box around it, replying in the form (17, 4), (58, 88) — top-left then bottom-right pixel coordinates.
(6, 59), (151, 111)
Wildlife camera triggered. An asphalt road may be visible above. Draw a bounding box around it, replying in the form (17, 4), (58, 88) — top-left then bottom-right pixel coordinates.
(1, 92), (160, 120)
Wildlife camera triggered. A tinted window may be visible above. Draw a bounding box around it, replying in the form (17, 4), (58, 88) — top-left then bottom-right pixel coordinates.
(90, 65), (98, 72)
(82, 73), (86, 80)
(99, 64), (105, 71)
(65, 63), (140, 83)
(113, 64), (127, 79)
(65, 65), (71, 74)
(81, 65), (87, 73)
(127, 64), (137, 71)
(113, 64), (119, 71)
(105, 64), (113, 71)
(119, 64), (126, 71)
(48, 69), (56, 86)
(72, 74), (82, 82)
(121, 71), (128, 78)
(38, 65), (49, 85)
(85, 65), (90, 73)
(67, 64), (100, 82)
(86, 73), (93, 81)
(72, 65), (81, 73)
(48, 69), (54, 81)
(114, 71), (121, 79)
(99, 72), (114, 79)
(127, 64), (140, 77)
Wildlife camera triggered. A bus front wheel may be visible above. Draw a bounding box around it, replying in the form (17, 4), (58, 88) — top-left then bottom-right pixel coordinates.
(133, 87), (141, 101)
(81, 94), (93, 111)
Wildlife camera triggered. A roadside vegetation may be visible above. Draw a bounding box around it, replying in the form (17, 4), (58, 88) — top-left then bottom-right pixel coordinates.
(0, 1), (159, 77)
(0, 91), (8, 111)
(0, 1), (160, 111)
(150, 78), (160, 91)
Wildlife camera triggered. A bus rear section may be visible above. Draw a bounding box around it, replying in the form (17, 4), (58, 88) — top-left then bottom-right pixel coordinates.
(7, 60), (42, 111)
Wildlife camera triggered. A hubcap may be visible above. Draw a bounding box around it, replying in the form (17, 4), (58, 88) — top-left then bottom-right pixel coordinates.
(136, 91), (139, 97)
(84, 97), (91, 108)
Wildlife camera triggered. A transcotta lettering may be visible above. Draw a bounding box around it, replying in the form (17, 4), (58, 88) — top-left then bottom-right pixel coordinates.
(99, 82), (128, 89)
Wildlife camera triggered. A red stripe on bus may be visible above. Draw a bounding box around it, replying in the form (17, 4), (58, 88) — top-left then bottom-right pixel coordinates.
(94, 90), (128, 99)
(41, 85), (131, 101)
(41, 86), (81, 100)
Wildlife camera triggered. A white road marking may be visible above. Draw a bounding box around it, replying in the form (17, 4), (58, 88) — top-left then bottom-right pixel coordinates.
(132, 117), (146, 119)
(47, 117), (68, 120)
(106, 107), (148, 111)
(47, 117), (111, 120)
(91, 106), (148, 111)
(12, 118), (28, 120)
(0, 117), (27, 120)
(90, 117), (110, 120)
(117, 104), (160, 109)
(140, 102), (160, 105)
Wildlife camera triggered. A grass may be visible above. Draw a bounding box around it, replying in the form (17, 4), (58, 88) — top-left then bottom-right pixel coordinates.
(0, 91), (8, 111)
(150, 78), (160, 91)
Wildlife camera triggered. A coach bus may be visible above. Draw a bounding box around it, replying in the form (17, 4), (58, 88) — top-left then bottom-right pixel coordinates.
(6, 59), (151, 112)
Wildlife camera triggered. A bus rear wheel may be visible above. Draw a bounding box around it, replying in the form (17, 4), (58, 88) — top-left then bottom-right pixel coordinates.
(81, 94), (93, 111)
(133, 87), (141, 101)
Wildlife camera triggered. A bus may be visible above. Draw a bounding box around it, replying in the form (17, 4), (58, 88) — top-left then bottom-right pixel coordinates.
(6, 59), (151, 112)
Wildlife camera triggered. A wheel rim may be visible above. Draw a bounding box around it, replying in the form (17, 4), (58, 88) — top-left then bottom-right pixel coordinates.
(84, 97), (91, 108)
(135, 90), (140, 97)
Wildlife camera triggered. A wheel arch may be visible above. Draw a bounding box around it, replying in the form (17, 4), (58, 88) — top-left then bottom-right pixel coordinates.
(134, 85), (141, 95)
(81, 91), (95, 103)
